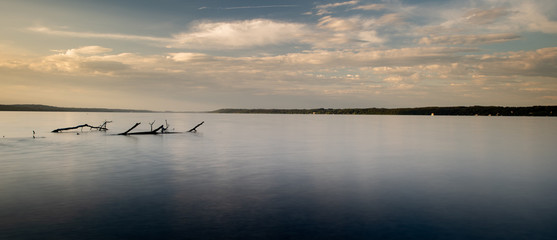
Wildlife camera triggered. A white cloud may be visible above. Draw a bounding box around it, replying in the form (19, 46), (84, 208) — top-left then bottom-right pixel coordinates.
(169, 52), (211, 62)
(314, 15), (387, 47)
(66, 46), (113, 55)
(25, 46), (157, 75)
(169, 19), (307, 49)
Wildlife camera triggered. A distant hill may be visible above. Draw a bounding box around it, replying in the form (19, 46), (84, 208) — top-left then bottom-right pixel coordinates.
(0, 104), (153, 112)
(212, 106), (556, 116)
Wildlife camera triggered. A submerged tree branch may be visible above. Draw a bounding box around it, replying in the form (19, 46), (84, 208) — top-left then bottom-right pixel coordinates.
(118, 122), (141, 135)
(188, 121), (204, 132)
(52, 121), (111, 133)
(118, 121), (204, 135)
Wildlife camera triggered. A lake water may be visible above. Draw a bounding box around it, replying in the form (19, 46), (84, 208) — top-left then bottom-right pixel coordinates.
(1, 112), (556, 239)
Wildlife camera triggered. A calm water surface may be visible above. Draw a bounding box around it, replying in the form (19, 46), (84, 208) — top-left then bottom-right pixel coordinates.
(1, 112), (556, 239)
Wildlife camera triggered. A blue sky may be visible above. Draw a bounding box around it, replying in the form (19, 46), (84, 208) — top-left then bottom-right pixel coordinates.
(1, 0), (556, 111)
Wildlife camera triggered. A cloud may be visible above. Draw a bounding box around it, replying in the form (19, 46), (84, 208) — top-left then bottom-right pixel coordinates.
(66, 46), (113, 55)
(30, 20), (310, 50)
(431, 1), (557, 34)
(464, 8), (511, 25)
(169, 19), (308, 49)
(24, 46), (148, 74)
(476, 47), (557, 78)
(315, 0), (359, 15)
(419, 33), (520, 45)
(376, 13), (405, 26)
(223, 5), (297, 10)
(28, 27), (171, 43)
(314, 15), (388, 47)
(14, 45), (557, 84)
(367, 47), (557, 83)
(351, 4), (385, 11)
(316, 0), (359, 10)
(168, 52), (213, 62)
(79, 61), (130, 73)
(510, 1), (557, 33)
(16, 46), (475, 76)
(4, 43), (557, 109)
(318, 16), (359, 31)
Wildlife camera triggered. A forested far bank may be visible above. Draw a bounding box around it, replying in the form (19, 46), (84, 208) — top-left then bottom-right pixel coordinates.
(212, 106), (556, 116)
(0, 104), (152, 112)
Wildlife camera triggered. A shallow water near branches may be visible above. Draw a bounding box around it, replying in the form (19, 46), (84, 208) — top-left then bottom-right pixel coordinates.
(1, 112), (556, 239)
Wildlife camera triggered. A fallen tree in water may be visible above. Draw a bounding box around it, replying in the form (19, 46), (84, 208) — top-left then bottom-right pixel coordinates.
(51, 121), (111, 133)
(52, 120), (203, 135)
(117, 121), (204, 135)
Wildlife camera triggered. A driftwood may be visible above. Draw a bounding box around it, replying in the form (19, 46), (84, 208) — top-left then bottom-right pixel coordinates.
(52, 124), (91, 133)
(52, 121), (111, 133)
(118, 121), (204, 135)
(52, 120), (203, 135)
(98, 121), (111, 130)
(118, 122), (141, 135)
(188, 121), (204, 132)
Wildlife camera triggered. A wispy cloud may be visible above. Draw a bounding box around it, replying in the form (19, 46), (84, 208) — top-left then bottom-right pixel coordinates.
(198, 5), (297, 10)
(431, 1), (557, 34)
(351, 4), (385, 11)
(314, 0), (359, 15)
(28, 27), (172, 43)
(29, 21), (309, 50)
(463, 8), (510, 25)
(223, 5), (297, 10)
(419, 33), (520, 45)
(316, 0), (359, 10)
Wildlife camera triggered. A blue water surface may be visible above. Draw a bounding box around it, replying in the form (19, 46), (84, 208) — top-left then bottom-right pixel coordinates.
(1, 112), (556, 239)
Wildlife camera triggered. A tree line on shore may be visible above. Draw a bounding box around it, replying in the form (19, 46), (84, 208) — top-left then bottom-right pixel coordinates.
(0, 104), (152, 112)
(212, 106), (556, 116)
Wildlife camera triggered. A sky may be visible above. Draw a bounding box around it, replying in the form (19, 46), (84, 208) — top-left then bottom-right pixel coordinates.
(1, 0), (556, 111)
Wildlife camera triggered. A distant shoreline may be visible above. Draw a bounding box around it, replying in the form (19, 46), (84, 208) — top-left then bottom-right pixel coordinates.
(1, 104), (555, 116)
(0, 104), (154, 113)
(212, 106), (556, 116)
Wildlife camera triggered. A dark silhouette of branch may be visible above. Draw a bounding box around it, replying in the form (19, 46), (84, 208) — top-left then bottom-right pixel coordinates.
(52, 124), (92, 133)
(118, 121), (204, 135)
(118, 122), (141, 135)
(52, 121), (111, 133)
(188, 121), (204, 132)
